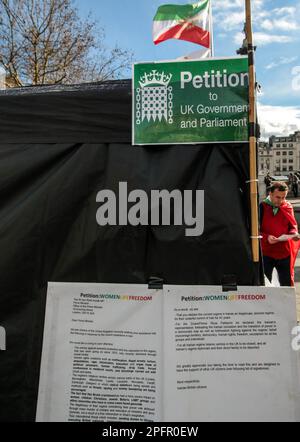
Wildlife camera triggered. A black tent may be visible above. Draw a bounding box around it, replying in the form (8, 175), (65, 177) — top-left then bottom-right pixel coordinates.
(0, 80), (263, 421)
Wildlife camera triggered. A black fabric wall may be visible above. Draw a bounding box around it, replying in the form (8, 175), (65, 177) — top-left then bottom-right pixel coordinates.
(0, 80), (263, 421)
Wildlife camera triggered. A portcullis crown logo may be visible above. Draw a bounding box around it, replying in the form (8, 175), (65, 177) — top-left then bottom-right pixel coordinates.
(136, 70), (173, 125)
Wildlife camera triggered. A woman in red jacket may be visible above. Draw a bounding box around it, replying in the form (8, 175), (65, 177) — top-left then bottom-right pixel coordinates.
(260, 181), (300, 286)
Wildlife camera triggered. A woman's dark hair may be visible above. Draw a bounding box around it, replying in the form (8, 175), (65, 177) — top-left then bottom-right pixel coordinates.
(270, 182), (288, 193)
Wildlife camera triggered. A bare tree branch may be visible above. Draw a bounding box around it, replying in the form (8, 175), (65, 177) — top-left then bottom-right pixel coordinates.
(0, 0), (133, 87)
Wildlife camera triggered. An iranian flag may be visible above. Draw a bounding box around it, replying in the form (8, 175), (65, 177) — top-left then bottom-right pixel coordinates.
(153, 0), (211, 48)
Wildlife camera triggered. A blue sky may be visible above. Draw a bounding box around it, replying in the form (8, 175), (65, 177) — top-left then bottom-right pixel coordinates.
(76, 0), (300, 139)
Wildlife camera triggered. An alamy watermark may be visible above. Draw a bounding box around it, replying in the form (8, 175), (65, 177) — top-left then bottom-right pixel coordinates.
(96, 182), (204, 237)
(291, 326), (300, 352)
(292, 66), (300, 91)
(0, 326), (6, 351)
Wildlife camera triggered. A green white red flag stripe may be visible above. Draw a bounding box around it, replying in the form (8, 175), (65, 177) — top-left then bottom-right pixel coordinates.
(153, 0), (211, 48)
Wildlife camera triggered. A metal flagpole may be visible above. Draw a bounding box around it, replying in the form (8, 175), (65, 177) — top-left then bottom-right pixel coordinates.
(210, 0), (214, 57)
(245, 0), (259, 263)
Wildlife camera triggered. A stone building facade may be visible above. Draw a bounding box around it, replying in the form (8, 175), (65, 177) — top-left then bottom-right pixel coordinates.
(258, 131), (300, 176)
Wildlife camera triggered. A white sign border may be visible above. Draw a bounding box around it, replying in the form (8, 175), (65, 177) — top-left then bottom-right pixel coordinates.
(132, 56), (249, 147)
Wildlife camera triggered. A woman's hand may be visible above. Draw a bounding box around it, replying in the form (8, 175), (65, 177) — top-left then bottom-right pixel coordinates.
(268, 235), (279, 245)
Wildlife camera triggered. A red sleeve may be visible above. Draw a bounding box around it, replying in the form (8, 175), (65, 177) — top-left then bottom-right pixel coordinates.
(259, 203), (269, 243)
(288, 209), (298, 234)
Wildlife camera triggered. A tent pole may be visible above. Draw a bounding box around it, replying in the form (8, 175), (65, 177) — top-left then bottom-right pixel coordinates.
(245, 0), (259, 263)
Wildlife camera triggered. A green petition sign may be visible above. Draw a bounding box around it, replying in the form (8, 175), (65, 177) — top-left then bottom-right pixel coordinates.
(132, 57), (249, 145)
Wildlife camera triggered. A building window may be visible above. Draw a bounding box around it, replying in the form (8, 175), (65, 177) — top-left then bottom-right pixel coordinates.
(282, 152), (287, 156)
(283, 167), (287, 171)
(276, 144), (280, 147)
(276, 152), (280, 156)
(289, 151), (293, 155)
(283, 159), (287, 164)
(289, 167), (293, 171)
(283, 144), (287, 147)
(289, 144), (294, 147)
(276, 167), (280, 172)
(289, 159), (293, 163)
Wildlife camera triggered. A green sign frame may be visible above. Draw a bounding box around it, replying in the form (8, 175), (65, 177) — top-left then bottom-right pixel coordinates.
(132, 56), (249, 145)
